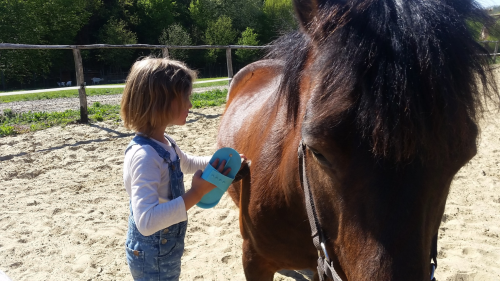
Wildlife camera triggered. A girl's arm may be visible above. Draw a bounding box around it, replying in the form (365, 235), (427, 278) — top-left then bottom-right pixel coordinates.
(128, 146), (188, 236)
(175, 146), (211, 174)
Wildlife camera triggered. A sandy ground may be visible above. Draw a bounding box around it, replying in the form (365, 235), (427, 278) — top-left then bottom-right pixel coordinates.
(0, 103), (499, 280)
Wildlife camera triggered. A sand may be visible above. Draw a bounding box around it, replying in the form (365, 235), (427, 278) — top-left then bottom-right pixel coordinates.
(0, 103), (499, 280)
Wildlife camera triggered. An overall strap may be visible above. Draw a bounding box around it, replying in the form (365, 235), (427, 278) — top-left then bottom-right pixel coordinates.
(162, 134), (185, 199)
(126, 135), (172, 164)
(163, 134), (181, 161)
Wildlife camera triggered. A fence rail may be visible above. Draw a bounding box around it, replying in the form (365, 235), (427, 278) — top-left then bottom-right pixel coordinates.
(0, 43), (268, 123)
(480, 40), (499, 61)
(0, 43), (268, 50)
(2, 42), (498, 123)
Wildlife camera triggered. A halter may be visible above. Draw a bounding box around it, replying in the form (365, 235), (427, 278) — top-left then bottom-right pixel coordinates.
(297, 140), (438, 281)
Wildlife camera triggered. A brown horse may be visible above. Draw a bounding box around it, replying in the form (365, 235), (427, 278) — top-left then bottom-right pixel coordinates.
(218, 0), (498, 280)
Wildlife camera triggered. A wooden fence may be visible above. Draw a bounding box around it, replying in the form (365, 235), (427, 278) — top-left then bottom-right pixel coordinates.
(0, 43), (267, 123)
(2, 41), (498, 122)
(480, 40), (499, 61)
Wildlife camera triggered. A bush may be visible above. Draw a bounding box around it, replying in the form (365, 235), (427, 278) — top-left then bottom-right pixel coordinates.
(3, 108), (15, 118)
(94, 113), (104, 121)
(0, 125), (14, 136)
(236, 27), (260, 63)
(205, 16), (237, 62)
(97, 19), (138, 68)
(159, 24), (193, 61)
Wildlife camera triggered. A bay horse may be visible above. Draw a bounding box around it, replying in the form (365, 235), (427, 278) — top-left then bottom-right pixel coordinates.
(218, 0), (498, 280)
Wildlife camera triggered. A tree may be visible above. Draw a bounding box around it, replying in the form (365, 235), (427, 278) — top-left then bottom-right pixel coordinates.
(134, 0), (176, 44)
(235, 28), (261, 63)
(97, 18), (138, 68)
(159, 24), (192, 61)
(189, 0), (219, 44)
(220, 0), (264, 32)
(262, 0), (297, 41)
(205, 15), (237, 62)
(0, 0), (92, 85)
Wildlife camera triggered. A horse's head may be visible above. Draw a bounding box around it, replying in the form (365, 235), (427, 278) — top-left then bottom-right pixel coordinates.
(274, 0), (497, 279)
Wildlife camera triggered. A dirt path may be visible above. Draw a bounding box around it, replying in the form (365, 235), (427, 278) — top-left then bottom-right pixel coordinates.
(0, 85), (228, 115)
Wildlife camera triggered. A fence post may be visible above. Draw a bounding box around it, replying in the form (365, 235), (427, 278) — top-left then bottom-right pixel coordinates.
(494, 42), (499, 63)
(226, 48), (233, 85)
(1, 70), (4, 91)
(163, 48), (169, 58)
(72, 48), (88, 123)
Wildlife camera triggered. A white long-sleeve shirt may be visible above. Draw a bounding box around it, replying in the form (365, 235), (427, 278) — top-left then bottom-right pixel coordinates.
(123, 135), (210, 236)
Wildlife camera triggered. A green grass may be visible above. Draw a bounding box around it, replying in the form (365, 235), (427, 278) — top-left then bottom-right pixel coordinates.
(0, 88), (228, 137)
(0, 88), (124, 103)
(194, 77), (229, 88)
(191, 88), (227, 108)
(193, 80), (229, 88)
(0, 77), (228, 103)
(92, 77), (227, 88)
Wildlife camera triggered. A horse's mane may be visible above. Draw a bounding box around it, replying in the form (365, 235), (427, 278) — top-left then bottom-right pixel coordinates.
(267, 0), (498, 161)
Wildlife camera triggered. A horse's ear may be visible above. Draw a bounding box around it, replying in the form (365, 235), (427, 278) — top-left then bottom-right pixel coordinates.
(294, 0), (345, 32)
(293, 0), (320, 30)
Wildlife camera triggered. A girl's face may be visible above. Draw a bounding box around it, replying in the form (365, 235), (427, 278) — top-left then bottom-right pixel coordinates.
(170, 91), (192, 126)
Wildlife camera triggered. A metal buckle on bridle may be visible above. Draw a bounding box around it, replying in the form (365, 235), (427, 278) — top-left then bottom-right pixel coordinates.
(318, 242), (330, 261)
(430, 261), (437, 281)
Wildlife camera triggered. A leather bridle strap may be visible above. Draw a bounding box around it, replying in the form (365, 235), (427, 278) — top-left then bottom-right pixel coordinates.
(298, 140), (343, 281)
(298, 139), (438, 281)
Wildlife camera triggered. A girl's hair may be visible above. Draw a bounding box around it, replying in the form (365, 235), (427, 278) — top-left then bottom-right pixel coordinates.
(120, 57), (197, 136)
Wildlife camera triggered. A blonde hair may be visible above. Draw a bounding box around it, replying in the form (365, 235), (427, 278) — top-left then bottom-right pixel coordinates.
(120, 57), (197, 136)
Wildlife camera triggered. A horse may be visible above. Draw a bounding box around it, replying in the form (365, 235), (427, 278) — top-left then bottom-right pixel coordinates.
(218, 0), (498, 280)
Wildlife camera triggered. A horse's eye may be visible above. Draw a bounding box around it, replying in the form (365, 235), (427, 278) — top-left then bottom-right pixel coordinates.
(308, 147), (329, 165)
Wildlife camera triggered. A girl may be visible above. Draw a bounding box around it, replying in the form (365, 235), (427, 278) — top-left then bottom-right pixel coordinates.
(120, 57), (231, 280)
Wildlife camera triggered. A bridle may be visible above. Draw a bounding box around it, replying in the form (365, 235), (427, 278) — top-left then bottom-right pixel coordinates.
(297, 140), (438, 281)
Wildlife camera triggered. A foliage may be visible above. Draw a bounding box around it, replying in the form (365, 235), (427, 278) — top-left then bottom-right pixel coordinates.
(0, 0), (305, 89)
(0, 0), (93, 84)
(219, 0), (264, 32)
(97, 18), (138, 67)
(189, 0), (219, 35)
(159, 23), (193, 61)
(205, 16), (237, 62)
(235, 28), (261, 63)
(262, 0), (297, 41)
(134, 0), (176, 44)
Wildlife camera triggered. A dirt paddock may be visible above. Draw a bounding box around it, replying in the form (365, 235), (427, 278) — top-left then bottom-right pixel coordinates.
(0, 100), (499, 280)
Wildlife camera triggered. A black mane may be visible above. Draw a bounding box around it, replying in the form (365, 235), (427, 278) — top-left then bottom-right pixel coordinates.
(267, 0), (498, 161)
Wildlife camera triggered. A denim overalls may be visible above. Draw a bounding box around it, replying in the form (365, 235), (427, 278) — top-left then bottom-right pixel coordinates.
(125, 134), (188, 281)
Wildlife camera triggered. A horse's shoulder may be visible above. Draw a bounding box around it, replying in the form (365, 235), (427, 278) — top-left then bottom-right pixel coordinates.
(227, 59), (283, 103)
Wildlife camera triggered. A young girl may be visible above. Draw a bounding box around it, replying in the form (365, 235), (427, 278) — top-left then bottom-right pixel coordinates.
(120, 57), (231, 280)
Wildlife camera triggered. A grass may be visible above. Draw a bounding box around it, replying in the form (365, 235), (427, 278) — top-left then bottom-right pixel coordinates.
(0, 88), (124, 103)
(0, 88), (228, 137)
(191, 88), (227, 108)
(193, 80), (229, 89)
(0, 77), (228, 103)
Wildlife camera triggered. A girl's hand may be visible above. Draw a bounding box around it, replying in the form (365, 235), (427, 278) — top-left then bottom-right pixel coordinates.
(182, 158), (231, 211)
